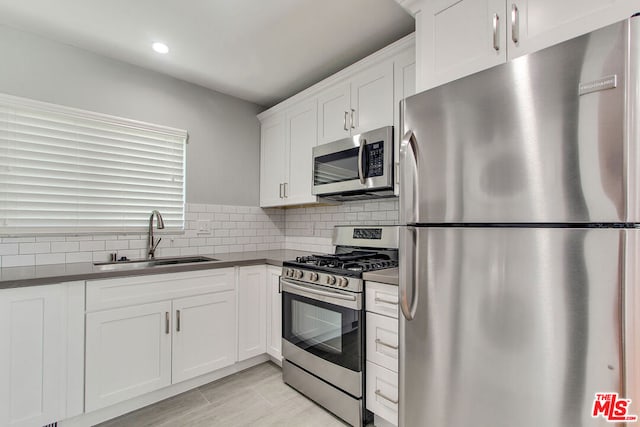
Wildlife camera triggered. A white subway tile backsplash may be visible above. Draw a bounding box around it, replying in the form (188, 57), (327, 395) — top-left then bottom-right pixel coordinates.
(0, 244), (19, 256)
(66, 252), (93, 263)
(79, 241), (105, 252)
(0, 200), (397, 267)
(19, 242), (51, 254)
(105, 240), (129, 251)
(3, 254), (35, 267)
(36, 253), (66, 265)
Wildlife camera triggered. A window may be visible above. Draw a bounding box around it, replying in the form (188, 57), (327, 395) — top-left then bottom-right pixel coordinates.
(0, 93), (187, 235)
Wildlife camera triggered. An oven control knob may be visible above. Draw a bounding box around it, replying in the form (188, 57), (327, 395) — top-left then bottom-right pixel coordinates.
(338, 277), (349, 287)
(326, 275), (336, 285)
(309, 272), (319, 282)
(285, 268), (292, 277)
(294, 270), (304, 280)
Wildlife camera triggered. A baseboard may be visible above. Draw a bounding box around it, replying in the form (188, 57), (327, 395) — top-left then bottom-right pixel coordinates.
(59, 354), (270, 427)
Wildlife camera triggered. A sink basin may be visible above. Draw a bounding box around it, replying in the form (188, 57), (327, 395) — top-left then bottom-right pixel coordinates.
(94, 256), (218, 271)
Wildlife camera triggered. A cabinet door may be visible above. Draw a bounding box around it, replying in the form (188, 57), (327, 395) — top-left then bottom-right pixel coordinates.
(265, 267), (282, 361)
(350, 60), (394, 135)
(507, 0), (639, 60)
(285, 98), (318, 205)
(85, 301), (172, 412)
(418, 0), (506, 91)
(317, 82), (351, 144)
(172, 291), (236, 383)
(0, 285), (65, 427)
(260, 114), (286, 207)
(237, 266), (267, 361)
(393, 48), (416, 196)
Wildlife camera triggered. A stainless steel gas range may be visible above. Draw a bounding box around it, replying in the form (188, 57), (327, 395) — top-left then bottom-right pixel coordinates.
(281, 225), (398, 427)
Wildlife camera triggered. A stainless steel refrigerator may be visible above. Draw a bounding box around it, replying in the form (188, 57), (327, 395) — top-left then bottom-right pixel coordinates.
(398, 15), (640, 427)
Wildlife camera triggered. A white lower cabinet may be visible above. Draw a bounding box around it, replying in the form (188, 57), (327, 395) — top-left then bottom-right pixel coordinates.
(172, 291), (236, 383)
(237, 266), (267, 361)
(85, 268), (237, 412)
(366, 362), (399, 426)
(0, 282), (84, 427)
(85, 301), (173, 412)
(365, 281), (399, 426)
(265, 266), (282, 362)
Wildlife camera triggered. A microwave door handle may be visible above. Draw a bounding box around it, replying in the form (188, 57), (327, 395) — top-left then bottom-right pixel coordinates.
(358, 138), (366, 184)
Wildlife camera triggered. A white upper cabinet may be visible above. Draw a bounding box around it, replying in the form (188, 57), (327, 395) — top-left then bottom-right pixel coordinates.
(318, 61), (394, 143)
(260, 114), (287, 207)
(258, 35), (415, 207)
(350, 61), (394, 136)
(418, 0), (506, 91)
(506, 0), (639, 60)
(318, 83), (351, 144)
(414, 0), (638, 91)
(285, 99), (318, 205)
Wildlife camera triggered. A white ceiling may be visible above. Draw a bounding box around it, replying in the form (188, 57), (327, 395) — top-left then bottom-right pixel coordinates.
(0, 0), (414, 107)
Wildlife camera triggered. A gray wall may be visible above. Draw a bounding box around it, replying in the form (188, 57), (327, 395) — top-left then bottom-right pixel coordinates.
(0, 24), (262, 206)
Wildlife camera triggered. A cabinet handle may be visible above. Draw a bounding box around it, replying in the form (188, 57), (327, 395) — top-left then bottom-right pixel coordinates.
(284, 182), (288, 198)
(375, 389), (399, 405)
(511, 4), (519, 44)
(375, 296), (399, 305)
(375, 338), (399, 350)
(165, 312), (170, 334)
(344, 111), (349, 131)
(279, 183), (284, 198)
(176, 310), (181, 332)
(492, 13), (500, 51)
(350, 109), (356, 130)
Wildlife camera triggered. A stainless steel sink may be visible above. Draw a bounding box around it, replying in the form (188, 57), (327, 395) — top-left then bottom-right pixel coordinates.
(93, 256), (218, 271)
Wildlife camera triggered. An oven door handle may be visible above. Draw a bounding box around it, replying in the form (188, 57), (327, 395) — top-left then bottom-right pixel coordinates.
(282, 279), (361, 310)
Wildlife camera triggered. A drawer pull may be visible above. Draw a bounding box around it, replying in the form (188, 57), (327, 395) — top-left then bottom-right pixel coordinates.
(375, 338), (399, 350)
(375, 389), (399, 404)
(375, 296), (398, 305)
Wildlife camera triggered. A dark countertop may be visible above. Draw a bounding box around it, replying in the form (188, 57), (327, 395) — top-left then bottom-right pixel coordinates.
(0, 249), (314, 290)
(362, 267), (399, 286)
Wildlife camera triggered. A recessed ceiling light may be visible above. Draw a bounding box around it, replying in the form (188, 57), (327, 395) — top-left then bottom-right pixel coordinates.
(152, 42), (169, 54)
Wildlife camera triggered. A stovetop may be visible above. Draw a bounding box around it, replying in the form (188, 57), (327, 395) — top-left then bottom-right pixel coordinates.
(283, 250), (398, 278)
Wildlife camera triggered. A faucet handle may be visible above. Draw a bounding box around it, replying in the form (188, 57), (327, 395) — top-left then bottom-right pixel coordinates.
(152, 237), (162, 252)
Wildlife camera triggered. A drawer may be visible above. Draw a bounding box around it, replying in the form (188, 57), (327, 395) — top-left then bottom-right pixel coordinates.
(366, 361), (398, 426)
(365, 281), (398, 318)
(366, 312), (398, 372)
(86, 268), (236, 311)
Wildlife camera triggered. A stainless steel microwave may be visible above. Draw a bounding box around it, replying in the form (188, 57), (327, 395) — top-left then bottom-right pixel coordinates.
(312, 126), (394, 201)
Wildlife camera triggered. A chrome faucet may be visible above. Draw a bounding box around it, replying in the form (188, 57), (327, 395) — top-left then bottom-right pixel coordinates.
(147, 210), (165, 259)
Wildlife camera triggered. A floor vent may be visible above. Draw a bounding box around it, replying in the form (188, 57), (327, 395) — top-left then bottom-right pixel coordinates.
(43, 423), (57, 427)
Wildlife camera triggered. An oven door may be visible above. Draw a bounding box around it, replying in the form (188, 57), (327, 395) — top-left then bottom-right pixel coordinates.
(312, 126), (393, 196)
(282, 278), (363, 376)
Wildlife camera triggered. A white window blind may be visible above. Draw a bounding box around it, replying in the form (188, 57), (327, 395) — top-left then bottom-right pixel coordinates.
(0, 93), (187, 235)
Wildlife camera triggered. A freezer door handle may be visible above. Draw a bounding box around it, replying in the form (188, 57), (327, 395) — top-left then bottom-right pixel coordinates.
(400, 129), (419, 225)
(399, 226), (418, 321)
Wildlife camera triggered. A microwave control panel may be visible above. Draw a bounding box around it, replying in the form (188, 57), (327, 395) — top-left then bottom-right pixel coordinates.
(366, 141), (384, 177)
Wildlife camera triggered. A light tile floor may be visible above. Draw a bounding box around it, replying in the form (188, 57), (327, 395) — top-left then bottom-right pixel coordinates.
(96, 362), (350, 427)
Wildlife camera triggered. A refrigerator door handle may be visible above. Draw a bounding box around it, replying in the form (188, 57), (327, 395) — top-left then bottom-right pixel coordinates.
(400, 129), (419, 224)
(399, 226), (418, 321)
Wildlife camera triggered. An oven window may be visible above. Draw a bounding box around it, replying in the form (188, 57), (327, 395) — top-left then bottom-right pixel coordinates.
(314, 147), (360, 185)
(283, 291), (362, 372)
